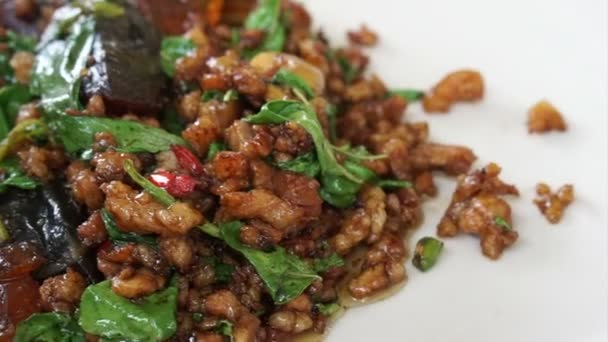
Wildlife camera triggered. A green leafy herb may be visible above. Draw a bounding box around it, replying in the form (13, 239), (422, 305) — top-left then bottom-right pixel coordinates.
(0, 216), (8, 242)
(0, 31), (37, 83)
(216, 320), (234, 338)
(231, 28), (241, 46)
(13, 312), (85, 342)
(202, 256), (235, 283)
(31, 15), (96, 113)
(192, 313), (203, 323)
(326, 103), (338, 142)
(389, 89), (425, 102)
(494, 216), (512, 231)
(124, 159), (175, 206)
(200, 221), (320, 304)
(100, 208), (157, 246)
(413, 237), (444, 272)
(6, 31), (37, 53)
(245, 100), (371, 208)
(376, 179), (412, 189)
(201, 89), (239, 103)
(74, 0), (125, 18)
(315, 302), (342, 316)
(79, 279), (178, 341)
(0, 84), (32, 140)
(272, 69), (314, 99)
(333, 144), (386, 161)
(273, 152), (320, 178)
(244, 0), (285, 56)
(49, 114), (185, 156)
(161, 107), (186, 135)
(312, 254), (345, 273)
(206, 141), (228, 161)
(160, 36), (196, 77)
(0, 119), (48, 161)
(0, 158), (39, 193)
(337, 56), (359, 84)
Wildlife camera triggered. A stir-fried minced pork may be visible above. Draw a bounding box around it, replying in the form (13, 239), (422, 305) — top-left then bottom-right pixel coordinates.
(534, 183), (575, 223)
(527, 100), (568, 133)
(0, 1), (562, 340)
(437, 163), (519, 259)
(102, 181), (204, 237)
(422, 69), (484, 113)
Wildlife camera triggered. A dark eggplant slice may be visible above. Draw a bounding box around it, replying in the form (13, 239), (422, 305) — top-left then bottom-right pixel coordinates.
(81, 4), (166, 116)
(0, 182), (101, 282)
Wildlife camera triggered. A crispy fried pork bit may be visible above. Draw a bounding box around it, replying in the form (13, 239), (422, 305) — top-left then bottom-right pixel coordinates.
(102, 181), (204, 237)
(534, 183), (574, 224)
(423, 70), (484, 113)
(347, 24), (379, 46)
(527, 100), (567, 133)
(39, 268), (87, 312)
(437, 163), (519, 259)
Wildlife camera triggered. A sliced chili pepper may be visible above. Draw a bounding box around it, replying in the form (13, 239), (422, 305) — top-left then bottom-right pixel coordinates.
(171, 145), (205, 176)
(149, 171), (197, 197)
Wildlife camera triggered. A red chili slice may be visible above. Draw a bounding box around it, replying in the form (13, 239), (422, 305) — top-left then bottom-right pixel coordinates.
(171, 145), (205, 176)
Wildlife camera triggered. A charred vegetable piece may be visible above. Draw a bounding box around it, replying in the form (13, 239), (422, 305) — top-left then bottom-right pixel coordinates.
(13, 312), (85, 342)
(79, 279), (178, 341)
(413, 237), (444, 272)
(81, 4), (166, 115)
(0, 182), (100, 281)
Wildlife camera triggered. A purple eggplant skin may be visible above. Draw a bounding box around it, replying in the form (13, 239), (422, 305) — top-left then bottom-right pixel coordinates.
(81, 4), (167, 116)
(0, 181), (102, 282)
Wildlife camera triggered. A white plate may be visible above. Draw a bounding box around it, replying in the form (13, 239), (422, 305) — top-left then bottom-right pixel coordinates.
(302, 0), (608, 341)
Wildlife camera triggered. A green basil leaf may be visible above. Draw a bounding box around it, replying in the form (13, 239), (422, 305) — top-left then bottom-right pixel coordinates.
(201, 89), (238, 103)
(201, 256), (235, 283)
(216, 320), (234, 338)
(160, 36), (196, 77)
(389, 89), (424, 102)
(244, 0), (285, 55)
(273, 152), (320, 178)
(0, 119), (48, 161)
(272, 69), (314, 99)
(0, 84), (33, 135)
(31, 15), (96, 112)
(202, 221), (320, 304)
(124, 159), (176, 206)
(0, 158), (39, 193)
(49, 114), (185, 155)
(160, 106), (186, 135)
(13, 312), (85, 342)
(337, 56), (359, 84)
(206, 141), (228, 161)
(79, 279), (178, 341)
(494, 216), (512, 231)
(326, 103), (338, 142)
(100, 208), (157, 246)
(376, 179), (412, 189)
(6, 31), (37, 53)
(312, 254), (344, 273)
(315, 302), (342, 316)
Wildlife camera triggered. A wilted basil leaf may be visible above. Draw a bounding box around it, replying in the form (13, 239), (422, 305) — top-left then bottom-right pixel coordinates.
(13, 312), (85, 342)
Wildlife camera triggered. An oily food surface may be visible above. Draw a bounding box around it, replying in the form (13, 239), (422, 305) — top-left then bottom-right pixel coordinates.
(0, 0), (571, 341)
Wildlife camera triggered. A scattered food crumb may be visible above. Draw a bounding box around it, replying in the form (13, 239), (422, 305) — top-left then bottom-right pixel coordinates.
(534, 183), (574, 223)
(347, 24), (379, 46)
(527, 100), (567, 133)
(437, 163), (519, 259)
(422, 70), (484, 113)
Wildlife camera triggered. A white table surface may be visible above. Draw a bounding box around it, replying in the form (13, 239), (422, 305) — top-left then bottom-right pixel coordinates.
(302, 0), (608, 341)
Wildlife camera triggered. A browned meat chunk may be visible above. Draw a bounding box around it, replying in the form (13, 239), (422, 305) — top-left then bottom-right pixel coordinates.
(102, 181), (204, 237)
(182, 101), (240, 155)
(414, 171), (437, 197)
(91, 151), (141, 183)
(205, 290), (260, 342)
(210, 151), (250, 195)
(220, 189), (305, 233)
(159, 236), (194, 272)
(348, 24), (379, 46)
(77, 211), (108, 247)
(224, 120), (273, 159)
(67, 161), (104, 210)
(423, 70), (484, 113)
(409, 143), (476, 175)
(17, 146), (67, 182)
(39, 268), (87, 312)
(534, 183), (574, 223)
(9, 51), (34, 84)
(437, 163), (519, 259)
(527, 100), (567, 133)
